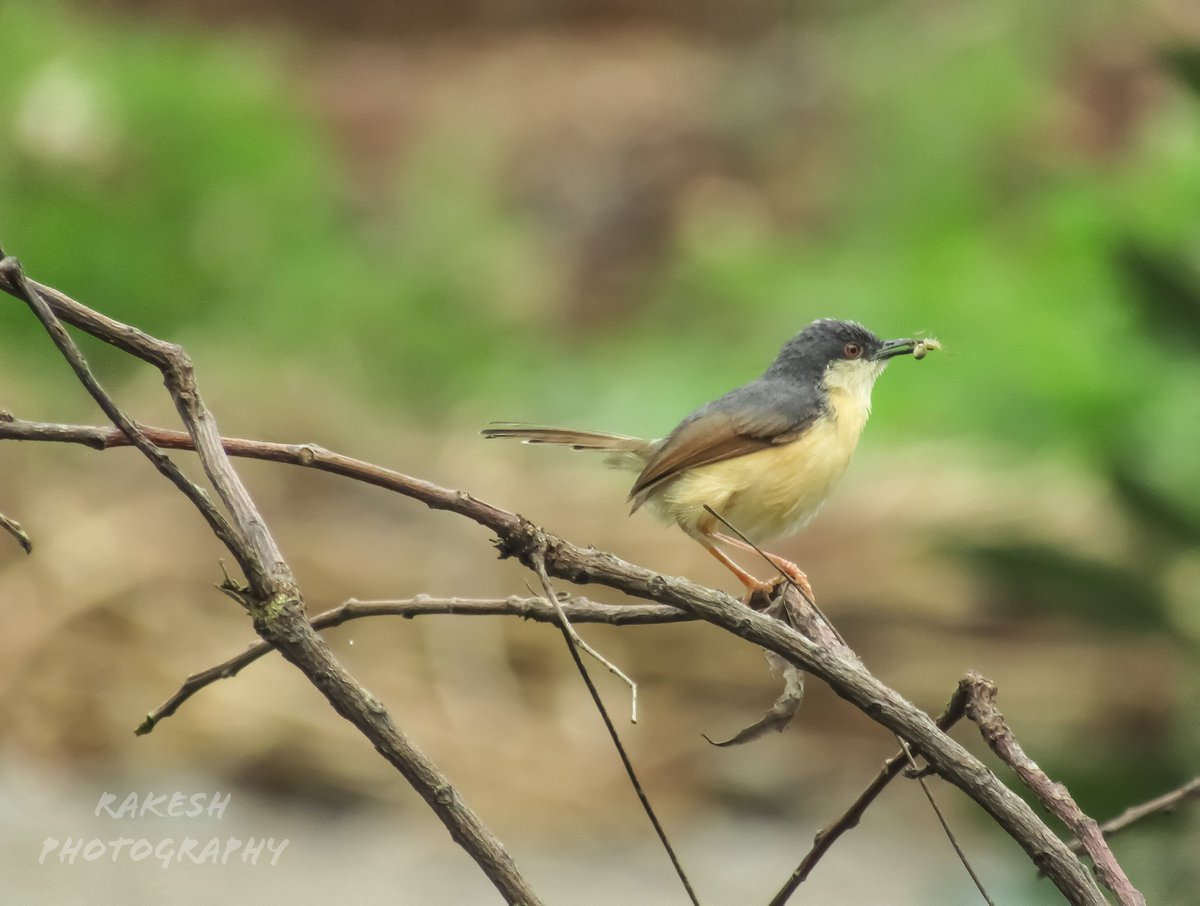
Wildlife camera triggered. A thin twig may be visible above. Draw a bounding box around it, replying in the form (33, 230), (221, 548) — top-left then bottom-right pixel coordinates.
(0, 255), (285, 591)
(529, 554), (701, 906)
(137, 594), (685, 734)
(0, 509), (33, 554)
(897, 737), (996, 906)
(1069, 777), (1200, 853)
(0, 253), (248, 573)
(529, 574), (638, 722)
(961, 673), (1146, 906)
(767, 664), (972, 904)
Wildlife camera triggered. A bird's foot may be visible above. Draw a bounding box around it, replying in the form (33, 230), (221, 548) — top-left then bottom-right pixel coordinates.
(741, 576), (786, 610)
(768, 558), (816, 603)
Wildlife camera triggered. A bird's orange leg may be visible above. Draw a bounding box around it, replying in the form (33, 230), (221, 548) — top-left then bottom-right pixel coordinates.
(711, 532), (815, 603)
(699, 541), (781, 609)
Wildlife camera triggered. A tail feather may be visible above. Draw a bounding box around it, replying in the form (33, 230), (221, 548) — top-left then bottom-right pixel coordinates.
(482, 423), (650, 455)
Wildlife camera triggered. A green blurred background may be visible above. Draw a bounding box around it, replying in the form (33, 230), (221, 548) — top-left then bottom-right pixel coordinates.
(2, 1), (1198, 903)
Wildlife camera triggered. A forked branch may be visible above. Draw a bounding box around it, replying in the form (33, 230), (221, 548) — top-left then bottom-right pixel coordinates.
(1071, 776), (1200, 853)
(960, 673), (1145, 906)
(0, 256), (544, 906)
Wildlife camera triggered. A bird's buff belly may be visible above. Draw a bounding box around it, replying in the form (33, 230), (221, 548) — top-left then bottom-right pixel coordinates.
(647, 416), (860, 543)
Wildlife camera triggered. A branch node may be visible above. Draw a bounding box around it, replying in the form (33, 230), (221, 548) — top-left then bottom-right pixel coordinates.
(0, 511), (33, 554)
(961, 673), (1145, 906)
(216, 560), (253, 610)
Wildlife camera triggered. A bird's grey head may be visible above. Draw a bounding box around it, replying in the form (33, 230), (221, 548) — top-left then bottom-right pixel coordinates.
(764, 319), (920, 386)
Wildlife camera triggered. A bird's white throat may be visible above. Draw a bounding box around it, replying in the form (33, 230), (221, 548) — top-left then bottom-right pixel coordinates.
(822, 358), (886, 434)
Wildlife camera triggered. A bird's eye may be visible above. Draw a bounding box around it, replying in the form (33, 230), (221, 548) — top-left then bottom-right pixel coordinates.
(843, 342), (863, 359)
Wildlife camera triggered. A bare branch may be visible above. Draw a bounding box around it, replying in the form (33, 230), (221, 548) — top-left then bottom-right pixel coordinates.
(346, 594), (689, 625)
(1, 411), (1110, 904)
(0, 259), (294, 592)
(0, 254), (250, 577)
(702, 508), (993, 901)
(897, 735), (997, 906)
(137, 594), (684, 734)
(0, 415), (528, 540)
(0, 262), (545, 906)
(529, 554), (701, 906)
(770, 683), (970, 905)
(1070, 777), (1200, 853)
(961, 672), (1145, 906)
(526, 561), (640, 723)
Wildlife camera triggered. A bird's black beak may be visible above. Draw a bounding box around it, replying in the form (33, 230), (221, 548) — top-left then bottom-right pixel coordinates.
(872, 338), (919, 361)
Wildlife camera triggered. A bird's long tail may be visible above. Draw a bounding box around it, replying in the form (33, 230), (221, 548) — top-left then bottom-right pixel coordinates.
(482, 423), (654, 469)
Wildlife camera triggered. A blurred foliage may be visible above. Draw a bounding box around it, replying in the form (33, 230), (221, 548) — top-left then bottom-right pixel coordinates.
(1161, 44), (1200, 100)
(957, 35), (1200, 624)
(958, 541), (1170, 633)
(1117, 240), (1200, 351)
(0, 0), (550, 409)
(0, 4), (326, 332)
(0, 1), (1196, 448)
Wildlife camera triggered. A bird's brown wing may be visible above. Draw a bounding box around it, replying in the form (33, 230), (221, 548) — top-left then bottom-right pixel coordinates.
(628, 379), (819, 510)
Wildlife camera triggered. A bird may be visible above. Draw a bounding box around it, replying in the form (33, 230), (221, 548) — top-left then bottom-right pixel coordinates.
(483, 319), (937, 604)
